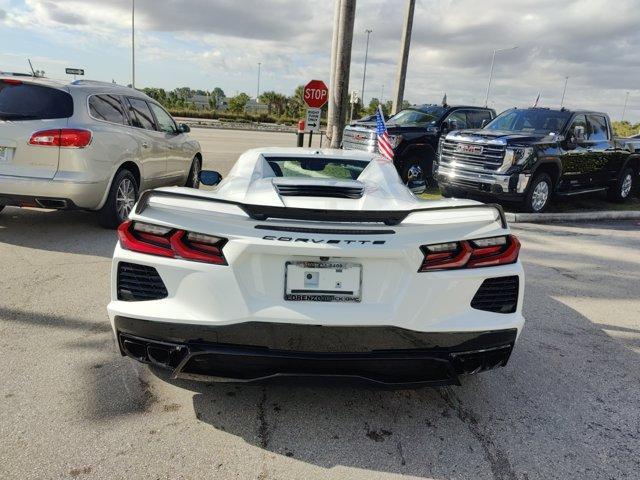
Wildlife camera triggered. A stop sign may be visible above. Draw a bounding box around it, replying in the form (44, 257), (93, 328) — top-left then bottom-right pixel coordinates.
(303, 80), (329, 108)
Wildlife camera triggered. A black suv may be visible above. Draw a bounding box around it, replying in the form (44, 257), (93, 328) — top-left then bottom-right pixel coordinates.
(436, 107), (639, 212)
(343, 104), (495, 184)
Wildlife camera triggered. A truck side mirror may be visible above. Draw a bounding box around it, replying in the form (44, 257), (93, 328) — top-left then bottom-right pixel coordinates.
(441, 121), (450, 133)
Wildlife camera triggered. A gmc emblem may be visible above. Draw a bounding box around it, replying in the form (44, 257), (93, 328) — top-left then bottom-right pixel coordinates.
(456, 143), (483, 154)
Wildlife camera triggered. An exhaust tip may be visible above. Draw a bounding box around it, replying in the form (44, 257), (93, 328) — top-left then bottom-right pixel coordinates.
(35, 198), (68, 209)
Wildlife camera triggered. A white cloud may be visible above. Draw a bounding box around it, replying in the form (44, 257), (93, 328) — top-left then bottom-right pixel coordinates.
(2, 0), (639, 121)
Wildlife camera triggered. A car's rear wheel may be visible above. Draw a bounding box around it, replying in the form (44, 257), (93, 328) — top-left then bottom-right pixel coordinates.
(98, 169), (139, 229)
(185, 156), (201, 189)
(607, 167), (634, 202)
(401, 154), (433, 186)
(522, 173), (552, 213)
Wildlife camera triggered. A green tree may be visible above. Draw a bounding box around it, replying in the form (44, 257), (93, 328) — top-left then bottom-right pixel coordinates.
(612, 121), (640, 137)
(228, 92), (250, 113)
(209, 87), (226, 110)
(259, 90), (280, 114)
(286, 85), (305, 118)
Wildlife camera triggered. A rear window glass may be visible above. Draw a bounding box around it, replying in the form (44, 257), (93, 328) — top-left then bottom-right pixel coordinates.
(0, 82), (73, 120)
(266, 157), (368, 180)
(89, 94), (127, 124)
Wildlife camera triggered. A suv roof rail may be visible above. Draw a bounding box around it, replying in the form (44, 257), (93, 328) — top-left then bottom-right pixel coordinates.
(0, 71), (41, 78)
(70, 79), (130, 88)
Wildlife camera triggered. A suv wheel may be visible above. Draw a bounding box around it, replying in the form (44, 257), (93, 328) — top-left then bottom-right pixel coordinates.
(186, 156), (201, 189)
(523, 173), (552, 213)
(607, 167), (634, 202)
(98, 169), (139, 229)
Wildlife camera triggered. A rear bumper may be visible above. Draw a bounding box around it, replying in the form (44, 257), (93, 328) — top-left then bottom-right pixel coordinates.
(114, 316), (518, 386)
(0, 174), (108, 210)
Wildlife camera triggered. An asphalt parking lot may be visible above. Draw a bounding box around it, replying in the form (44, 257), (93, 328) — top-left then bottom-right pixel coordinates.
(1, 128), (639, 480)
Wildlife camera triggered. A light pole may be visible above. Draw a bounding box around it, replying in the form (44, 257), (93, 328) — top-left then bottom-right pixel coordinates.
(257, 62), (261, 99)
(484, 46), (518, 107)
(560, 76), (569, 108)
(361, 29), (372, 106)
(622, 91), (630, 122)
(131, 0), (135, 88)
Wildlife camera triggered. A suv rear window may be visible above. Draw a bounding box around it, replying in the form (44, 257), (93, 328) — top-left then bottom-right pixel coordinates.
(0, 81), (73, 120)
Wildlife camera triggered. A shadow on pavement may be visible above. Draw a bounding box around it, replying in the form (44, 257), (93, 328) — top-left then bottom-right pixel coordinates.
(142, 275), (640, 479)
(0, 207), (116, 258)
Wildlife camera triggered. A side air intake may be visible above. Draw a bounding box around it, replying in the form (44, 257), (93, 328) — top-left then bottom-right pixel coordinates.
(471, 276), (519, 313)
(117, 262), (168, 301)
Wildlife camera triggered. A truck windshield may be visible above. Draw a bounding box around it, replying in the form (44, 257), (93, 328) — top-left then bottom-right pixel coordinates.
(388, 106), (445, 126)
(486, 109), (571, 134)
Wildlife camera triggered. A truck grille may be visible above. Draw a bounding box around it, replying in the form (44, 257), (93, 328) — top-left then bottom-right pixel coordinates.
(440, 139), (506, 171)
(117, 262), (168, 301)
(342, 127), (376, 152)
(471, 276), (519, 313)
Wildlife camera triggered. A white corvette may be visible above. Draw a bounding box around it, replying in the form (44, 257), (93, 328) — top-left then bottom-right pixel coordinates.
(107, 147), (524, 386)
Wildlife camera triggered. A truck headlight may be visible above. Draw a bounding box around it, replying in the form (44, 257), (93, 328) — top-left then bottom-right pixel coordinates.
(505, 147), (533, 166)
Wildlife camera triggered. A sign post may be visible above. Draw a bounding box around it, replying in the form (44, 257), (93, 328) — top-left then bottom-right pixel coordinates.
(302, 80), (329, 148)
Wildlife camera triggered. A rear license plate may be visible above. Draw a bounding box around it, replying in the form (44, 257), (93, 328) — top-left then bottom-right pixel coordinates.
(284, 261), (362, 302)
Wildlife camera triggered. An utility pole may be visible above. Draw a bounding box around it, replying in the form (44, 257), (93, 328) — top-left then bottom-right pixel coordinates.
(484, 46), (518, 107)
(131, 0), (135, 88)
(622, 91), (630, 122)
(361, 29), (372, 106)
(560, 76), (569, 107)
(380, 84), (384, 104)
(392, 0), (415, 115)
(326, 0), (342, 140)
(328, 0), (357, 148)
(257, 62), (262, 99)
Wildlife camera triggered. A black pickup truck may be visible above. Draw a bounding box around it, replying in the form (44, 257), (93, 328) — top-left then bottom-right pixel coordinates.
(343, 104), (495, 184)
(435, 107), (639, 212)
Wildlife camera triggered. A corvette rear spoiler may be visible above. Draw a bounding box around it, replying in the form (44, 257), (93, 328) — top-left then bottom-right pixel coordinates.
(135, 189), (508, 228)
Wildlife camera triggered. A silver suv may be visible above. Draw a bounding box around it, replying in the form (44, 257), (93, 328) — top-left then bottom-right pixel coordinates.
(0, 75), (202, 228)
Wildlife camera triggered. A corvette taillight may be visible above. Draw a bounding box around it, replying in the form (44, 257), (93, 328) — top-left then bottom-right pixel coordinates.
(117, 220), (227, 265)
(419, 235), (520, 271)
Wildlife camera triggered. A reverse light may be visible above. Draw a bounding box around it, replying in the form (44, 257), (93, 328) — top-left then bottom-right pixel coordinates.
(419, 235), (520, 271)
(118, 220), (227, 265)
(29, 129), (92, 148)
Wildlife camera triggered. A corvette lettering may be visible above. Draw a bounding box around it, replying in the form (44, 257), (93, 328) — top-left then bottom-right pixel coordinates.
(263, 235), (385, 245)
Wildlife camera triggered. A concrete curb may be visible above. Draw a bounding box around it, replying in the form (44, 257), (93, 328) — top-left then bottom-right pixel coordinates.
(505, 210), (640, 223)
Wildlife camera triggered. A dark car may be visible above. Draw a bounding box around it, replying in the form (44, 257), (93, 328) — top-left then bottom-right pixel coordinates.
(343, 104), (496, 184)
(435, 107), (639, 212)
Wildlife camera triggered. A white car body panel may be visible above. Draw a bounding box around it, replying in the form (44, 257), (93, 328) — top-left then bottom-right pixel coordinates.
(107, 148), (525, 385)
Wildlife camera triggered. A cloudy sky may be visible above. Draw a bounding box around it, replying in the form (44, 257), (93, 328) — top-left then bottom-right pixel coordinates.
(1, 0), (639, 122)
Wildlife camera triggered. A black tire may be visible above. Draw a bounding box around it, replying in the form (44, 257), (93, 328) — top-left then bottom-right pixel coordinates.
(522, 173), (553, 213)
(185, 155), (201, 189)
(97, 169), (139, 229)
(607, 167), (634, 202)
(440, 186), (462, 198)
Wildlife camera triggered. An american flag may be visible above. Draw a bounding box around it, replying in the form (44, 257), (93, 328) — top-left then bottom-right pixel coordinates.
(375, 105), (394, 161)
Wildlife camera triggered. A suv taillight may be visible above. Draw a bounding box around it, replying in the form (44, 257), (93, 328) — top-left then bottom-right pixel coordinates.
(29, 129), (92, 148)
(117, 220), (228, 265)
(419, 235), (520, 271)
